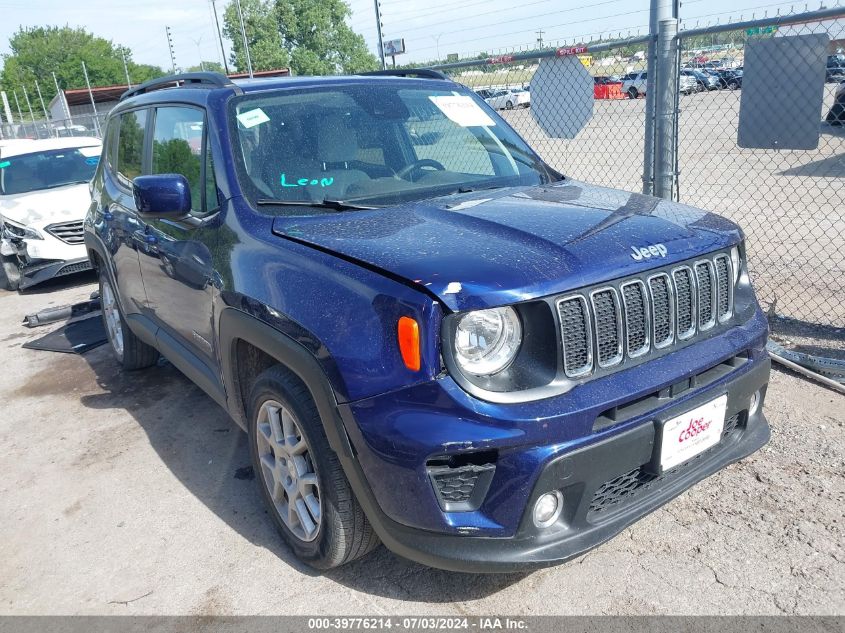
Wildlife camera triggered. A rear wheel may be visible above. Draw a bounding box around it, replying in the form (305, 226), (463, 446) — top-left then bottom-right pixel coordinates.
(628, 87), (639, 99)
(0, 255), (20, 291)
(505, 100), (514, 110)
(99, 270), (159, 370)
(248, 365), (379, 569)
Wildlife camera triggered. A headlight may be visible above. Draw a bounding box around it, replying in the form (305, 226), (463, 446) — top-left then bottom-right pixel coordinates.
(454, 306), (522, 376)
(730, 245), (741, 284)
(2, 218), (42, 240)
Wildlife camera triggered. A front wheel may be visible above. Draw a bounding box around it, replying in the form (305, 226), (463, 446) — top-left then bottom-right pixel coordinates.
(248, 366), (379, 569)
(0, 255), (20, 291)
(628, 87), (639, 99)
(99, 270), (159, 370)
(505, 101), (514, 110)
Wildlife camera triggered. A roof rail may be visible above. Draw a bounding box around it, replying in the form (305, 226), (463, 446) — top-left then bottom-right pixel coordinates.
(360, 69), (450, 81)
(120, 72), (240, 101)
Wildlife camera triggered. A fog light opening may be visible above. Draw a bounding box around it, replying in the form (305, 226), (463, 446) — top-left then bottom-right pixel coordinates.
(749, 389), (761, 416)
(533, 491), (563, 528)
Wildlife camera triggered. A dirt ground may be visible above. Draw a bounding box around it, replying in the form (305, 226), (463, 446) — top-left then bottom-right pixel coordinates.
(0, 273), (842, 616)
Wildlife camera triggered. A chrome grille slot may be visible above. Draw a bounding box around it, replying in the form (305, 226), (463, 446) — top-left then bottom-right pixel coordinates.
(591, 288), (623, 368)
(621, 281), (649, 358)
(672, 267), (696, 340)
(648, 273), (674, 349)
(714, 255), (732, 321)
(695, 261), (716, 330)
(557, 296), (592, 378)
(45, 220), (85, 245)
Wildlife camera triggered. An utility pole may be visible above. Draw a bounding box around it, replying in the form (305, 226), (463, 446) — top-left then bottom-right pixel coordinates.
(642, 0), (676, 196)
(234, 0), (254, 78)
(536, 29), (545, 49)
(166, 26), (178, 73)
(211, 0), (231, 75)
(374, 0), (386, 70)
(121, 50), (132, 89)
(81, 60), (101, 137)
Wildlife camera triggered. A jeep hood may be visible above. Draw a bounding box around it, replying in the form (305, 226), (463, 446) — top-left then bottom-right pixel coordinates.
(271, 181), (742, 312)
(0, 183), (91, 230)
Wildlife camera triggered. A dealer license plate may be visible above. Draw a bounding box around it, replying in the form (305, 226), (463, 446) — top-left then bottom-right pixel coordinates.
(660, 395), (728, 471)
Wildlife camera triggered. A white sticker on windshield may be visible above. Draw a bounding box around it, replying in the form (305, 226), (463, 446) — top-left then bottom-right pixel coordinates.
(237, 108), (271, 129)
(429, 96), (495, 127)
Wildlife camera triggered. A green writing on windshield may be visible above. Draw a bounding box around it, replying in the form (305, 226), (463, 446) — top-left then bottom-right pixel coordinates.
(0, 161), (10, 169)
(281, 173), (334, 188)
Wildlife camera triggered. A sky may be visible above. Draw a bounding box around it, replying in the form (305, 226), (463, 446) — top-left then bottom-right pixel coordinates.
(0, 0), (830, 73)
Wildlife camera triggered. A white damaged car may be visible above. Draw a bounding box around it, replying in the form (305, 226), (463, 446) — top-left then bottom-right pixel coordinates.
(0, 137), (102, 290)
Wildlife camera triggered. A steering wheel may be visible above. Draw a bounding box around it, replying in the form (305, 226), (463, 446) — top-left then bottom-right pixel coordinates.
(396, 159), (447, 182)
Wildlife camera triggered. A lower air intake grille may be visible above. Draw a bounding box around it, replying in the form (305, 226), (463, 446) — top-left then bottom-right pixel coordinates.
(56, 260), (92, 276)
(587, 412), (744, 518)
(428, 461), (496, 512)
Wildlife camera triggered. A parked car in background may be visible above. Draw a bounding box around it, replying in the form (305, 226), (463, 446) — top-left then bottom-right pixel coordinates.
(679, 73), (698, 95)
(0, 137), (101, 290)
(681, 69), (718, 92)
(85, 71), (771, 573)
(476, 88), (529, 110)
(826, 55), (845, 83)
(711, 69), (743, 90)
(621, 71), (647, 98)
(826, 80), (845, 125)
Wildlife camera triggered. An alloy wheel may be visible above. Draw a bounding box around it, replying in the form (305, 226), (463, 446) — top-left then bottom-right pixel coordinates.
(255, 399), (321, 542)
(101, 279), (124, 358)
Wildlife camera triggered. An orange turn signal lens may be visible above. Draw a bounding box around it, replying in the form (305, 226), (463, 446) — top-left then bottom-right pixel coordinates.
(397, 316), (421, 372)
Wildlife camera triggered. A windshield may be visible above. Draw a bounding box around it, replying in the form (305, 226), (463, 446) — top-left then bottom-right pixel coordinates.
(0, 146), (100, 195)
(229, 83), (553, 212)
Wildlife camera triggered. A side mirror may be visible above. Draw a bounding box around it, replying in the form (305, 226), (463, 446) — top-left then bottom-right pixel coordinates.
(133, 174), (192, 220)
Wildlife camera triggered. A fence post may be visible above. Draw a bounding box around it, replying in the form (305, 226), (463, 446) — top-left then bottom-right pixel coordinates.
(643, 0), (675, 196)
(653, 18), (679, 200)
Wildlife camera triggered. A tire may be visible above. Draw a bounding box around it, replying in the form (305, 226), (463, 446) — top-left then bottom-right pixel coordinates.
(98, 270), (159, 370)
(628, 87), (638, 99)
(505, 101), (514, 110)
(0, 255), (20, 291)
(248, 365), (379, 569)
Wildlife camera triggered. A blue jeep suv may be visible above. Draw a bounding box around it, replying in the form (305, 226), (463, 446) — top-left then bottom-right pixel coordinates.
(85, 71), (770, 572)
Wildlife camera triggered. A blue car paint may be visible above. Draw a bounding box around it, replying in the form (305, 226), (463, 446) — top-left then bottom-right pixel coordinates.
(344, 309), (769, 534)
(85, 75), (770, 569)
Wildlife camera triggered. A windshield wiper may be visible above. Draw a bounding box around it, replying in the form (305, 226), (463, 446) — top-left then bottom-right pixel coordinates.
(256, 198), (380, 211)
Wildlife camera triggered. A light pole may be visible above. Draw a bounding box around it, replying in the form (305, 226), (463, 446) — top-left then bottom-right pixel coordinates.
(374, 0), (386, 70)
(234, 0), (254, 78)
(211, 0), (231, 75)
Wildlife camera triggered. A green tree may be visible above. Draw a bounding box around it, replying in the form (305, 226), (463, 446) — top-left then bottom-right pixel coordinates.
(223, 0), (378, 75)
(185, 61), (227, 74)
(0, 26), (165, 119)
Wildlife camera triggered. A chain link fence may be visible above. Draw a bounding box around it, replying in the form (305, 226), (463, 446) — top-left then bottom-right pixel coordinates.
(675, 16), (845, 340)
(0, 112), (107, 141)
(427, 8), (844, 357)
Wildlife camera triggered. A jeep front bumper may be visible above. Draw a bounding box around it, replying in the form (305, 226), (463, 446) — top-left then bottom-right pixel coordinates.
(336, 308), (771, 572)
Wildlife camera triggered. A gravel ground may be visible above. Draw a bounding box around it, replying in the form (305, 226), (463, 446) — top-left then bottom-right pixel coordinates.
(0, 274), (842, 616)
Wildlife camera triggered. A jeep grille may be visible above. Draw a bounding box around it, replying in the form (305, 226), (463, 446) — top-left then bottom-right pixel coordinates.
(556, 251), (735, 379)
